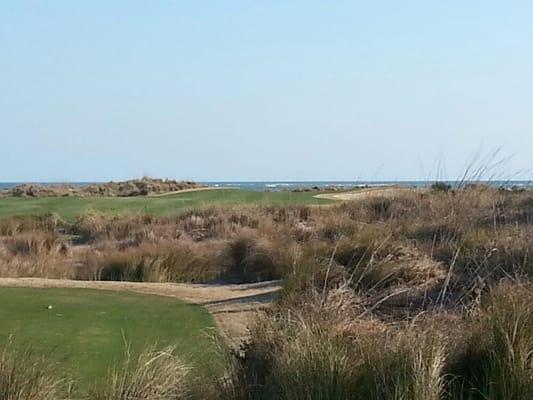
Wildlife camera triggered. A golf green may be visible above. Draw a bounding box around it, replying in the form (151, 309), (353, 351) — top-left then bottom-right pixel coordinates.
(0, 287), (218, 391)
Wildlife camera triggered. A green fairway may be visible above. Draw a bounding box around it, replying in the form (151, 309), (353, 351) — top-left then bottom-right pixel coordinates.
(0, 287), (218, 391)
(0, 188), (333, 219)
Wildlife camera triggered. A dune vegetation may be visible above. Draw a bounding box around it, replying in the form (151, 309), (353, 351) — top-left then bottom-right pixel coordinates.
(2, 184), (533, 399)
(0, 177), (205, 198)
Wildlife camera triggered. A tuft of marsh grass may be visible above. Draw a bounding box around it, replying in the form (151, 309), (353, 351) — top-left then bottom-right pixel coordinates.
(3, 232), (65, 257)
(81, 243), (221, 282)
(91, 344), (191, 400)
(356, 331), (447, 400)
(220, 305), (448, 400)
(0, 343), (70, 400)
(219, 236), (282, 283)
(447, 283), (533, 400)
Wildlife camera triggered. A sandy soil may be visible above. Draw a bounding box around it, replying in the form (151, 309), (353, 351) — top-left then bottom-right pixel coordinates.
(149, 186), (235, 197)
(0, 278), (281, 349)
(315, 186), (419, 201)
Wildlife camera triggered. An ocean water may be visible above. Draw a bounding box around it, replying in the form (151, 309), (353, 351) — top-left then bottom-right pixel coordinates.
(204, 180), (533, 191)
(1, 180), (533, 191)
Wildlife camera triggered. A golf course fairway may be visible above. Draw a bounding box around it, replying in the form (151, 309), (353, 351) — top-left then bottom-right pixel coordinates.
(0, 188), (333, 219)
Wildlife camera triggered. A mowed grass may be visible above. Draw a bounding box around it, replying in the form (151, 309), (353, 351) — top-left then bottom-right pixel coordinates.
(0, 188), (333, 219)
(0, 287), (218, 392)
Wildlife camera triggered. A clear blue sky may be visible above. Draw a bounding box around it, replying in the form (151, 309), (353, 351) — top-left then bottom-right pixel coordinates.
(2, 1), (533, 182)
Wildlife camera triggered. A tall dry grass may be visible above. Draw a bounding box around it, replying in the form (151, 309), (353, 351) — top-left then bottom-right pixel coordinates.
(2, 185), (533, 295)
(0, 230), (73, 279)
(447, 283), (533, 399)
(84, 242), (221, 282)
(0, 343), (69, 400)
(2, 186), (533, 398)
(217, 296), (450, 400)
(91, 345), (191, 400)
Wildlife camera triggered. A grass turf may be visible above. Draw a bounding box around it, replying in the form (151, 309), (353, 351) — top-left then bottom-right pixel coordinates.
(0, 188), (333, 219)
(0, 287), (218, 392)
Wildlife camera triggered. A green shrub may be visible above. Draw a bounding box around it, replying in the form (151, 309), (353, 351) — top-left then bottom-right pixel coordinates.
(431, 182), (452, 193)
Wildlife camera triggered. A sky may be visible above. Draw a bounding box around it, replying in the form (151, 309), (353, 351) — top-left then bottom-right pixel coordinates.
(2, 1), (533, 182)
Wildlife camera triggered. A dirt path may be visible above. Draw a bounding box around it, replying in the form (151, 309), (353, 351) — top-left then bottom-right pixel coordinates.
(149, 186), (235, 197)
(0, 278), (281, 349)
(315, 186), (419, 201)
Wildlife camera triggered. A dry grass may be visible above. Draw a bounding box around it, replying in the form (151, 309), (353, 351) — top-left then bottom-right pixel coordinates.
(92, 344), (191, 400)
(1, 186), (533, 298)
(3, 186), (533, 398)
(0, 342), (69, 400)
(216, 291), (451, 400)
(446, 283), (533, 399)
(76, 242), (222, 282)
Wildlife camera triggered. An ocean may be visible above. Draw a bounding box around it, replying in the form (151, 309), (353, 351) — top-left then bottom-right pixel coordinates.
(1, 180), (533, 191)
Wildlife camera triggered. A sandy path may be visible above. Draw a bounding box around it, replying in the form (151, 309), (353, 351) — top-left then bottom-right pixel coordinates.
(149, 186), (235, 197)
(315, 186), (419, 201)
(0, 278), (281, 348)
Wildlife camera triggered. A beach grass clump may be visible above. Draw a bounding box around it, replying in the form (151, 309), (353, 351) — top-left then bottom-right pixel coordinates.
(80, 242), (221, 283)
(354, 331), (447, 400)
(92, 345), (191, 400)
(3, 232), (65, 257)
(0, 343), (69, 400)
(446, 284), (533, 400)
(0, 230), (72, 279)
(220, 300), (449, 400)
(219, 235), (283, 283)
(218, 315), (362, 400)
